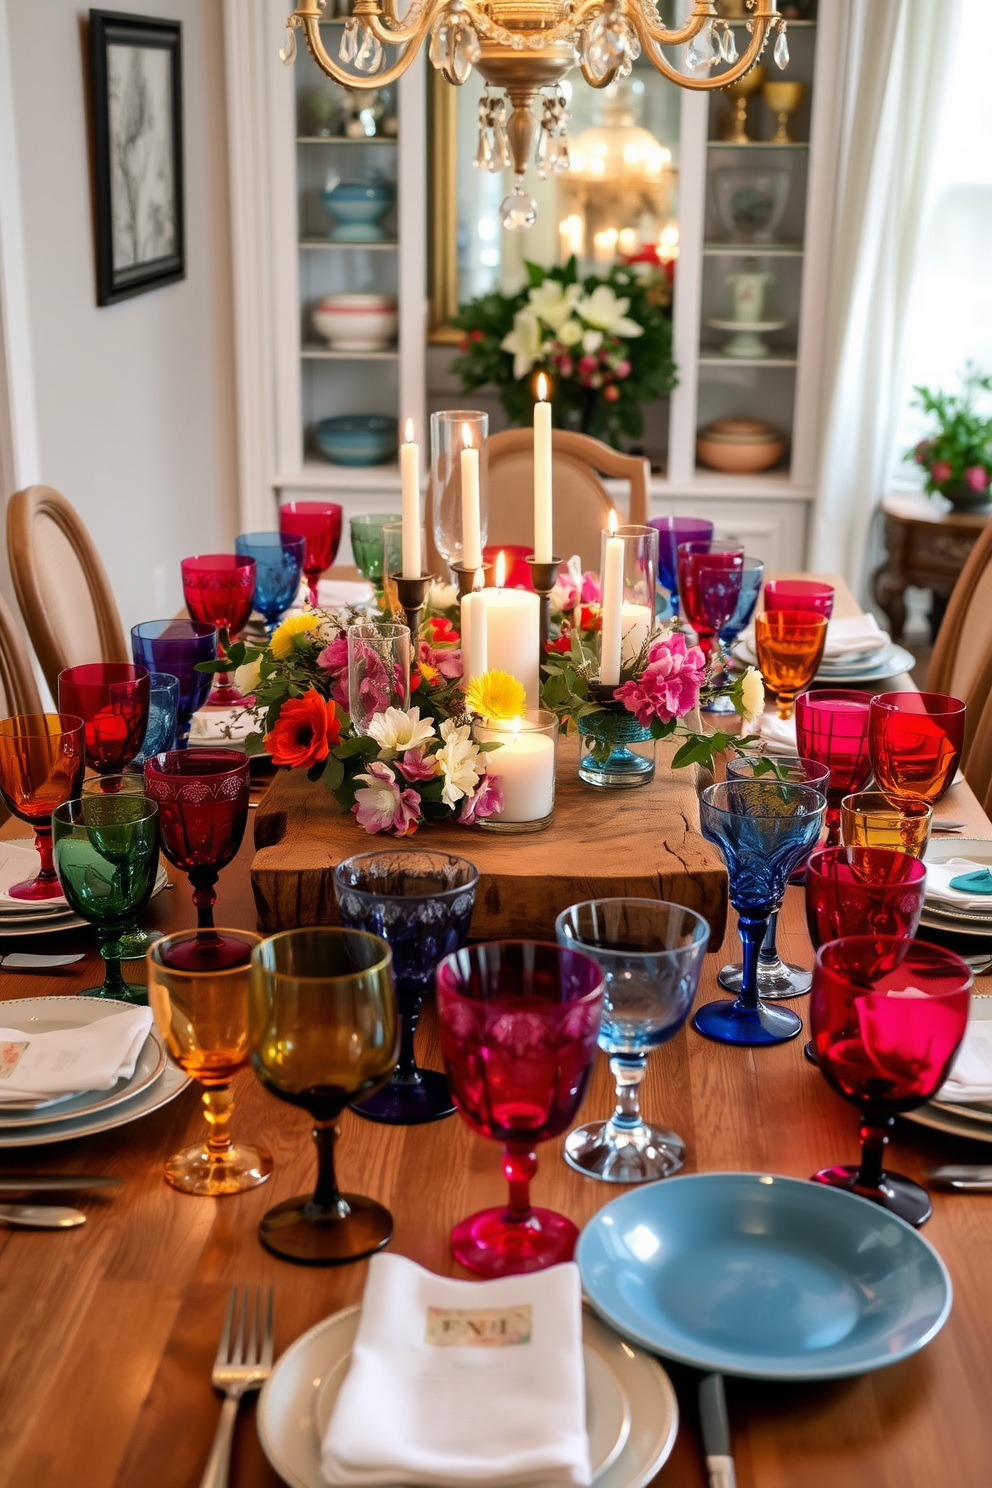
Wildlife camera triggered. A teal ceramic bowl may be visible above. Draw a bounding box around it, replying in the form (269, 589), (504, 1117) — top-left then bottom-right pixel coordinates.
(316, 415), (399, 468)
(576, 1172), (951, 1379)
(322, 179), (395, 242)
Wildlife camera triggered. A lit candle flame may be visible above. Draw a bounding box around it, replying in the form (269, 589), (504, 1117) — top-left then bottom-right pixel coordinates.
(510, 716), (521, 738)
(536, 372), (548, 402)
(461, 421), (473, 448)
(472, 567), (485, 593)
(608, 508), (618, 536)
(404, 417), (415, 444)
(495, 550), (506, 589)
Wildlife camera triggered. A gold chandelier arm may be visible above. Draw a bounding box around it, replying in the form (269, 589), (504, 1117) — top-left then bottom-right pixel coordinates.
(625, 0), (718, 49)
(360, 0), (445, 48)
(626, 2), (772, 89)
(294, 9), (424, 88)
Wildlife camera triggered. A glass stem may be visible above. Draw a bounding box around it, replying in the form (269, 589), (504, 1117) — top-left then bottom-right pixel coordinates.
(307, 575), (320, 607)
(189, 871), (219, 933)
(393, 985), (423, 1086)
(502, 1144), (537, 1223)
(856, 1109), (894, 1190)
(758, 909), (780, 965)
(99, 927), (129, 997)
(33, 828), (59, 889)
(310, 1119), (351, 1220)
(825, 806), (841, 848)
(737, 912), (768, 1012)
(607, 1055), (647, 1136)
(201, 1083), (235, 1160)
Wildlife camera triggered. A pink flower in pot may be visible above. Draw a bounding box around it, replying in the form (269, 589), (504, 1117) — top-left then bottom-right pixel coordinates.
(929, 460), (953, 485)
(963, 465), (990, 493)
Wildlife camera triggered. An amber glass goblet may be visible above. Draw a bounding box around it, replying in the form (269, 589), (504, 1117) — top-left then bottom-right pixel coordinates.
(754, 610), (828, 720)
(180, 554), (257, 707)
(840, 791), (933, 859)
(0, 713), (85, 899)
(58, 663), (150, 778)
(249, 928), (398, 1265)
(148, 929), (272, 1196)
(868, 691), (966, 806)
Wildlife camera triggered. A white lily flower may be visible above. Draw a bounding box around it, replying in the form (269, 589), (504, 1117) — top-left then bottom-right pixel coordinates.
(366, 705), (436, 758)
(577, 284), (644, 338)
(582, 329), (603, 355)
(527, 279), (581, 331)
(557, 318), (584, 347)
(436, 718), (483, 807)
(501, 308), (543, 379)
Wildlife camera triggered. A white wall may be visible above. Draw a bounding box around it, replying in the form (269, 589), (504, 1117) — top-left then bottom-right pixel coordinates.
(1, 0), (237, 636)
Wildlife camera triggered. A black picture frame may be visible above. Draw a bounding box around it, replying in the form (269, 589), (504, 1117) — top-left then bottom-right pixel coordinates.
(89, 10), (185, 306)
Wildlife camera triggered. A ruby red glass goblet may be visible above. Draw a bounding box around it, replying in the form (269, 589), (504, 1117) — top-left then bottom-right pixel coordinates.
(180, 554), (257, 708)
(868, 691), (966, 806)
(805, 846), (927, 949)
(436, 941), (604, 1277)
(143, 748), (250, 971)
(764, 579), (835, 618)
(58, 664), (150, 779)
(676, 540), (744, 660)
(810, 935), (972, 1226)
(0, 713), (85, 899)
(795, 690), (872, 846)
(279, 501), (343, 607)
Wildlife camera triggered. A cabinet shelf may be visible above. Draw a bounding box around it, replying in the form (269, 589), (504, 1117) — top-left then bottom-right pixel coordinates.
(296, 136), (398, 145)
(703, 242), (804, 257)
(698, 354), (799, 368)
(707, 140), (809, 151)
(302, 346), (399, 360)
(299, 238), (398, 250)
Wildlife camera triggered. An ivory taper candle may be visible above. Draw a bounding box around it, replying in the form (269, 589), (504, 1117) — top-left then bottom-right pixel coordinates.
(460, 424), (483, 571)
(400, 419), (421, 579)
(600, 510), (624, 686)
(533, 372), (553, 564)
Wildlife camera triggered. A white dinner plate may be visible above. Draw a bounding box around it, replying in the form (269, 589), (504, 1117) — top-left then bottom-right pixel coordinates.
(0, 860), (169, 939)
(0, 840), (71, 910)
(733, 640), (915, 684)
(257, 1304), (678, 1488)
(0, 997), (167, 1125)
(922, 839), (992, 929)
(904, 999), (992, 1143)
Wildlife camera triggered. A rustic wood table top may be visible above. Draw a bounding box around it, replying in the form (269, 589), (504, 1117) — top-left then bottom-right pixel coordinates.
(1, 577), (991, 1488)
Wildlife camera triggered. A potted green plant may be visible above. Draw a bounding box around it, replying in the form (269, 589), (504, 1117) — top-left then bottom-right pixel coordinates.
(907, 364), (992, 511)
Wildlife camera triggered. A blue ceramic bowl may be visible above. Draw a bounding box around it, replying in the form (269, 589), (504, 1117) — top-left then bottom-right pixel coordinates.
(322, 179), (395, 241)
(316, 415), (399, 467)
(576, 1172), (951, 1379)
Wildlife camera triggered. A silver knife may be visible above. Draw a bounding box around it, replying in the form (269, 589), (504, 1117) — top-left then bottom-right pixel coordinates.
(0, 953), (84, 969)
(0, 1175), (123, 1192)
(699, 1373), (736, 1488)
(928, 1165), (992, 1189)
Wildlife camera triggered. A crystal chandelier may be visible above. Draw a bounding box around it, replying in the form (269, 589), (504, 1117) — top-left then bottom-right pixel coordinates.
(280, 1), (790, 231)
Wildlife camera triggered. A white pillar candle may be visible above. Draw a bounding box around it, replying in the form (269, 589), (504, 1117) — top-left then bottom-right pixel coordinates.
(481, 576), (540, 707)
(534, 377), (553, 564)
(460, 573), (488, 686)
(460, 426), (483, 571)
(400, 420), (421, 579)
(621, 602), (653, 665)
(483, 719), (555, 823)
(600, 514), (624, 686)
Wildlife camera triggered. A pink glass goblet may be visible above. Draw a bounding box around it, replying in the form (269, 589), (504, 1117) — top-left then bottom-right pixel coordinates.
(0, 713), (85, 899)
(279, 501), (343, 607)
(58, 664), (151, 779)
(676, 540), (744, 661)
(794, 689), (872, 846)
(180, 554), (257, 708)
(868, 691), (967, 806)
(810, 935), (972, 1226)
(805, 846), (927, 949)
(764, 579), (835, 619)
(436, 941), (604, 1277)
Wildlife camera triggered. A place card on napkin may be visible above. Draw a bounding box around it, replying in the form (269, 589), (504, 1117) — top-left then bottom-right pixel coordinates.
(821, 614), (890, 660)
(320, 1254), (591, 1488)
(0, 1006), (153, 1102)
(926, 858), (992, 911)
(938, 1019), (992, 1104)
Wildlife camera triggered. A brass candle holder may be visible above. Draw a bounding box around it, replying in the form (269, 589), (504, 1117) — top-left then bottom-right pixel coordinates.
(763, 82), (804, 145)
(451, 562), (493, 601)
(391, 573), (434, 642)
(526, 555), (562, 657)
(722, 64), (765, 144)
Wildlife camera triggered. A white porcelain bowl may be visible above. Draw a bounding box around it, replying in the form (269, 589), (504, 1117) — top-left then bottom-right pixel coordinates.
(313, 294), (398, 351)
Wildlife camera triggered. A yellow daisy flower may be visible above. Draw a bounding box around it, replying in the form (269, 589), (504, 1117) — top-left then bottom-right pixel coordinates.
(270, 612), (323, 661)
(465, 669), (527, 722)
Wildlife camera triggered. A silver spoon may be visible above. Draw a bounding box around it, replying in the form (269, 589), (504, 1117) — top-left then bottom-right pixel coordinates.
(0, 1204), (85, 1229)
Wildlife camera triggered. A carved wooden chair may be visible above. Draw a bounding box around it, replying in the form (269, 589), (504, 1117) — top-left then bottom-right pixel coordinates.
(965, 683), (992, 816)
(926, 517), (992, 765)
(6, 485), (128, 699)
(0, 587), (45, 826)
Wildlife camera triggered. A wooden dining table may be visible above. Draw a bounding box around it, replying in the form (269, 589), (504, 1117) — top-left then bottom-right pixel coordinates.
(1, 577), (990, 1488)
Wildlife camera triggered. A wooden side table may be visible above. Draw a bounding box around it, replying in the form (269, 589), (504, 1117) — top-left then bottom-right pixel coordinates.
(873, 492), (991, 641)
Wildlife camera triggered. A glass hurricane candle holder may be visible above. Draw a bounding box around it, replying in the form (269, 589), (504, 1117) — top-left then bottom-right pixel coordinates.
(805, 846), (927, 949)
(472, 710), (558, 831)
(754, 610), (828, 719)
(649, 517), (714, 618)
(677, 540), (744, 662)
(249, 927), (399, 1265)
(148, 929), (272, 1196)
(235, 531), (306, 635)
(347, 621), (411, 735)
(764, 578), (835, 618)
(810, 935), (971, 1226)
(868, 691), (966, 806)
(599, 525), (658, 674)
(556, 899), (708, 1183)
(279, 501), (343, 607)
(430, 410), (489, 571)
(0, 713), (85, 899)
(180, 554), (257, 707)
(794, 689), (873, 846)
(840, 791), (933, 858)
(131, 619), (217, 747)
(58, 663), (151, 779)
(436, 941), (604, 1277)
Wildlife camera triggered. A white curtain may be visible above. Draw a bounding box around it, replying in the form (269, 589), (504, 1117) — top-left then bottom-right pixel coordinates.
(809, 0), (965, 591)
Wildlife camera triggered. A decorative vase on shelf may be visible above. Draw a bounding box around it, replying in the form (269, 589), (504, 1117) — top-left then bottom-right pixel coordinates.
(578, 709), (655, 789)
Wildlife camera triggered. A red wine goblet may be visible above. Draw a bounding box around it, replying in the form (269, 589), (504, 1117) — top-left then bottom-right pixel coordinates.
(0, 713), (85, 899)
(794, 690), (872, 846)
(436, 941), (604, 1277)
(676, 540), (744, 661)
(143, 748), (250, 971)
(810, 935), (972, 1226)
(868, 691), (966, 806)
(764, 579), (835, 618)
(180, 554), (257, 708)
(58, 664), (150, 780)
(279, 501), (343, 607)
(805, 846), (927, 949)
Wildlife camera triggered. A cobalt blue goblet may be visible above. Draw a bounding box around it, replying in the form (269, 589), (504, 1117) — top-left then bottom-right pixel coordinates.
(705, 557), (766, 716)
(556, 898), (709, 1182)
(235, 531), (306, 634)
(333, 849), (479, 1124)
(131, 620), (217, 748)
(695, 778), (826, 1046)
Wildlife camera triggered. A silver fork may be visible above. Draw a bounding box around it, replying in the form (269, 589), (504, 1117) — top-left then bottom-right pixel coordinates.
(199, 1285), (274, 1488)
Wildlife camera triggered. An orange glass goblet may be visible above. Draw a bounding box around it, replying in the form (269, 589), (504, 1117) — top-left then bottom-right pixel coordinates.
(754, 609), (828, 720)
(0, 713), (85, 900)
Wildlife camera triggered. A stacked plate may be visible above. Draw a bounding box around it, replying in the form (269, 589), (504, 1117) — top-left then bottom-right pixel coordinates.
(0, 998), (189, 1148)
(919, 838), (992, 938)
(734, 614), (914, 685)
(0, 840), (169, 939)
(905, 998), (992, 1145)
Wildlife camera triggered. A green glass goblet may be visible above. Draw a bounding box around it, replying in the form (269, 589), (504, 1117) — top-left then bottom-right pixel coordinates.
(81, 774), (164, 961)
(52, 796), (160, 1004)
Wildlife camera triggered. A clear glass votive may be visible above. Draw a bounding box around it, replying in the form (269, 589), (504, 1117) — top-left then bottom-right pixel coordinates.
(348, 621), (411, 735)
(472, 710), (558, 832)
(599, 525), (659, 673)
(430, 410), (489, 570)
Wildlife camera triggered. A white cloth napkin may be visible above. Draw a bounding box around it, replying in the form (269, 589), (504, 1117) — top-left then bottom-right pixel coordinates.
(741, 712), (798, 755)
(924, 857), (992, 912)
(937, 1018), (992, 1104)
(821, 614), (890, 661)
(316, 578), (375, 609)
(321, 1254), (591, 1488)
(0, 1006), (153, 1102)
(188, 708), (255, 745)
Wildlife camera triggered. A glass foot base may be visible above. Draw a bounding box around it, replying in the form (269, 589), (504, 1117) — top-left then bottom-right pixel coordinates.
(78, 983), (148, 1006)
(259, 1192), (393, 1266)
(165, 1142), (272, 1196)
(7, 876), (65, 902)
(804, 1039), (818, 1065)
(578, 752), (655, 789)
(693, 996), (802, 1046)
(812, 1165), (932, 1227)
(717, 960), (812, 998)
(565, 1119), (685, 1183)
(159, 932), (252, 973)
(119, 927), (165, 962)
(206, 685), (249, 707)
(351, 1068), (455, 1125)
(452, 1205), (578, 1277)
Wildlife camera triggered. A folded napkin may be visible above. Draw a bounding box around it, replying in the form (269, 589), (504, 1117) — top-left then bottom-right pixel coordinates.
(821, 614), (890, 661)
(937, 1018), (992, 1104)
(741, 712), (798, 755)
(321, 1254), (590, 1488)
(0, 1005), (153, 1102)
(925, 858), (992, 912)
(188, 708), (254, 745)
(316, 579), (375, 609)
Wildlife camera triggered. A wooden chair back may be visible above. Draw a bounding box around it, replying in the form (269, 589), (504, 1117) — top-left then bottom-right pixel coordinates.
(965, 684), (992, 816)
(926, 518), (992, 763)
(6, 485), (128, 698)
(0, 589), (43, 720)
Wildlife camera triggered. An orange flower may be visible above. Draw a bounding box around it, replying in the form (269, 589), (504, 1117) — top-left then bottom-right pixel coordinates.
(265, 689), (341, 769)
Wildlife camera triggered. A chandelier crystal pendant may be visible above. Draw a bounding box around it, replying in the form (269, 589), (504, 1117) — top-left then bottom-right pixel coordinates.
(281, 0), (790, 231)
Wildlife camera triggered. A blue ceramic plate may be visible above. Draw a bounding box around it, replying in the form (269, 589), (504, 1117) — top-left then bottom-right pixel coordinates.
(576, 1172), (951, 1380)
